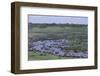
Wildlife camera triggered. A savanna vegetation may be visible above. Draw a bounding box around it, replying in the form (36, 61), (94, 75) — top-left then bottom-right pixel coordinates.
(28, 23), (88, 60)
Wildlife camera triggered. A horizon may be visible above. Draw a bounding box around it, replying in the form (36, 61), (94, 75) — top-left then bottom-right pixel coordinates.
(28, 22), (88, 25)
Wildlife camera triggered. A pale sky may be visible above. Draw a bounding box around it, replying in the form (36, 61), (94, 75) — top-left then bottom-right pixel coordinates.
(28, 15), (88, 25)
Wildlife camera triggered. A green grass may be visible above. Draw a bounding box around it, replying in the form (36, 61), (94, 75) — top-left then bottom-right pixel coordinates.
(28, 24), (88, 60)
(28, 51), (73, 60)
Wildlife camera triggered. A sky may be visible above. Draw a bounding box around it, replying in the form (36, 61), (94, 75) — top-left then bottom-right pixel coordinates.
(28, 15), (88, 25)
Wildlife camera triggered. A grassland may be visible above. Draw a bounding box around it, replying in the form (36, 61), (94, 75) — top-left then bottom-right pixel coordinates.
(28, 23), (88, 60)
(28, 51), (74, 60)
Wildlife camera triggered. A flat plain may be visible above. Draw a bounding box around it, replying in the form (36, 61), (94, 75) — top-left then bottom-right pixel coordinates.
(28, 23), (88, 60)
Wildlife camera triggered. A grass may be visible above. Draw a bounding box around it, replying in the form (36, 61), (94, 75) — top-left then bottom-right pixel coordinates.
(28, 51), (73, 60)
(28, 23), (88, 60)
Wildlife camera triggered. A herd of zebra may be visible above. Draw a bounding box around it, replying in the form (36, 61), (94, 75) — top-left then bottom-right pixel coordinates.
(28, 39), (88, 58)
